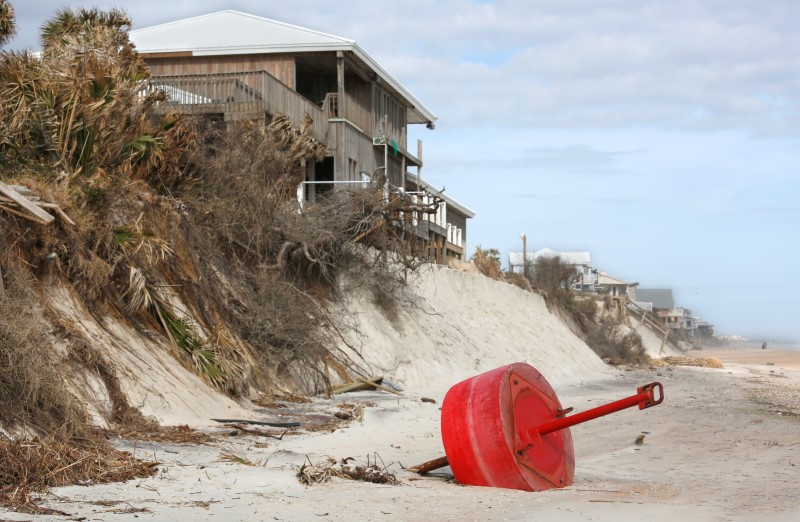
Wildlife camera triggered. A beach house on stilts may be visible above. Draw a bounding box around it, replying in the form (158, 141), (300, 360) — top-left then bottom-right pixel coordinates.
(129, 10), (473, 262)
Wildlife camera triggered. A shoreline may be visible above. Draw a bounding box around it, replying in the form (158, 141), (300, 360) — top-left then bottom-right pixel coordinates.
(696, 347), (800, 370)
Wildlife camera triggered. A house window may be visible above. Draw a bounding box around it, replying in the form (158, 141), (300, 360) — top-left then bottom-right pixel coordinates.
(348, 158), (357, 181)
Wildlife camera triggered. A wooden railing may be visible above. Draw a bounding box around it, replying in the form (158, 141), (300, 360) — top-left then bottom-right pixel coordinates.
(344, 93), (372, 134)
(146, 70), (328, 142)
(322, 92), (372, 135)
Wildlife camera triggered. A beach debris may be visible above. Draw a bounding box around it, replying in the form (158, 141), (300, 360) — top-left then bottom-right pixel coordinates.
(0, 181), (74, 226)
(0, 435), (157, 514)
(224, 423), (288, 440)
(219, 447), (263, 466)
(634, 433), (646, 445)
(659, 356), (724, 369)
(108, 423), (214, 445)
(440, 362), (665, 492)
(297, 454), (399, 486)
(407, 456), (449, 475)
(331, 376), (404, 396)
(421, 397), (437, 404)
(211, 418), (301, 428)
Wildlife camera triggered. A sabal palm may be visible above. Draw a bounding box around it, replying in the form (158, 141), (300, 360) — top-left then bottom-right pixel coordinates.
(0, 0), (14, 48)
(0, 6), (196, 186)
(39, 7), (130, 49)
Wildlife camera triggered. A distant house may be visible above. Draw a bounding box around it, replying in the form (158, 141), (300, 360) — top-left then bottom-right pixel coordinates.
(129, 10), (472, 261)
(667, 307), (697, 335)
(508, 248), (596, 290)
(696, 320), (714, 338)
(633, 288), (675, 323)
(596, 272), (637, 298)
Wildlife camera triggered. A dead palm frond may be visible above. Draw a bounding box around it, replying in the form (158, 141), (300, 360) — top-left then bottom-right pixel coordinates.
(268, 114), (328, 164)
(120, 265), (155, 313)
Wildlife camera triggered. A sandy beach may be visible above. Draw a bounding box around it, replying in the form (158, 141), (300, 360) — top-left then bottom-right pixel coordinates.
(700, 347), (800, 370)
(2, 353), (798, 522)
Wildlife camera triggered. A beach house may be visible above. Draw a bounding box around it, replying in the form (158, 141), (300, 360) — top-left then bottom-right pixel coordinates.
(129, 10), (473, 261)
(509, 248), (597, 290)
(596, 272), (637, 298)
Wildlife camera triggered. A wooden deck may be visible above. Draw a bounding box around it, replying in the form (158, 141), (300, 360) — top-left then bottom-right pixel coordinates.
(146, 70), (329, 142)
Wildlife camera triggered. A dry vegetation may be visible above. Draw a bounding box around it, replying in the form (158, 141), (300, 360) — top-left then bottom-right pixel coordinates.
(465, 247), (648, 365)
(0, 1), (433, 510)
(296, 455), (400, 486)
(525, 255), (648, 365)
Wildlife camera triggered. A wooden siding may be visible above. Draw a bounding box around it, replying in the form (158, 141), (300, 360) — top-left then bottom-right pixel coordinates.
(328, 122), (402, 186)
(372, 84), (407, 148)
(330, 123), (379, 181)
(144, 54), (296, 89)
(344, 93), (372, 134)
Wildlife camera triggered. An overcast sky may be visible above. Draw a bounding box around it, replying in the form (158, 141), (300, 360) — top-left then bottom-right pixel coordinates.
(9, 1), (800, 343)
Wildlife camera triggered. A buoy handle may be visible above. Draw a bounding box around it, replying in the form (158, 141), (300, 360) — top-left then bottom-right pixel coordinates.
(534, 382), (664, 436)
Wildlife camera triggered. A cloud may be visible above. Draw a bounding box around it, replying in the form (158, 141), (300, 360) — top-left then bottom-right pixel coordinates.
(9, 1), (800, 135)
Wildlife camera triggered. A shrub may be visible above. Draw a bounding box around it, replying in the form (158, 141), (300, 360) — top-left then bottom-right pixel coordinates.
(471, 245), (502, 280)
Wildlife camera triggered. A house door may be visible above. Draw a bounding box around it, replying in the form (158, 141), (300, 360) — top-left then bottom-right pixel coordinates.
(314, 157), (334, 199)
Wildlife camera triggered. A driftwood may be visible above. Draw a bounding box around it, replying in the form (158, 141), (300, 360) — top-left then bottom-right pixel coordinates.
(331, 376), (404, 396)
(407, 456), (449, 474)
(211, 418), (301, 428)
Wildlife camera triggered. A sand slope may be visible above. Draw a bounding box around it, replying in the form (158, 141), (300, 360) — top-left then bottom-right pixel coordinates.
(338, 265), (610, 393)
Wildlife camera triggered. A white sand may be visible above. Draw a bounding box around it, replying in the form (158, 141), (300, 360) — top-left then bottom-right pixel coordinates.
(5, 270), (796, 520)
(337, 265), (610, 394)
(45, 285), (252, 427)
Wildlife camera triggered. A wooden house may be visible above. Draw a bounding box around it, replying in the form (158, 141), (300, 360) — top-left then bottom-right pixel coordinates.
(129, 10), (472, 259)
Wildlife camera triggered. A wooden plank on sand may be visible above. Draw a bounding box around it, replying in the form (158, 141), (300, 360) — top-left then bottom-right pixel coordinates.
(0, 181), (54, 225)
(331, 375), (383, 394)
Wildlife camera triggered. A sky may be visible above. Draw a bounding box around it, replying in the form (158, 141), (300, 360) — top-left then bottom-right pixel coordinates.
(8, 1), (800, 343)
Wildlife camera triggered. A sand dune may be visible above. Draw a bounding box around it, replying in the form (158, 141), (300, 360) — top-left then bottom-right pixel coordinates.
(4, 268), (798, 521)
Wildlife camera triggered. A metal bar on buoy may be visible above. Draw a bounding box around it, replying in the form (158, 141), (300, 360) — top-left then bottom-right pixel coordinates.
(536, 382), (664, 436)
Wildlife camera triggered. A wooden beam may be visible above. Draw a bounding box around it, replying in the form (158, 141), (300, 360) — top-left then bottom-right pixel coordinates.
(0, 204), (51, 225)
(0, 182), (54, 225)
(407, 456), (449, 474)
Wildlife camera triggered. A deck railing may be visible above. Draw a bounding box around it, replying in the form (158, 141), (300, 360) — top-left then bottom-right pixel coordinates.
(146, 70), (328, 142)
(322, 93), (373, 135)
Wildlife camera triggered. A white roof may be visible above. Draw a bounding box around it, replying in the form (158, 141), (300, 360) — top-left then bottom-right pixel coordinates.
(508, 248), (592, 267)
(129, 10), (436, 125)
(597, 273), (628, 286)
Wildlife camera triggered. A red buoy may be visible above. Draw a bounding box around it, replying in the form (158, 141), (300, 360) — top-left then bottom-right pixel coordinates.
(441, 362), (663, 492)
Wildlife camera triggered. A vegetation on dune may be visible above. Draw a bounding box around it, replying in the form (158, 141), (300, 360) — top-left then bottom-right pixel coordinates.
(467, 246), (648, 365)
(0, 0), (431, 510)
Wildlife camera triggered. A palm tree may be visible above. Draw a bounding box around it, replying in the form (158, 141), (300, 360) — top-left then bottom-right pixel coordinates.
(0, 0), (15, 48)
(39, 7), (130, 50)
